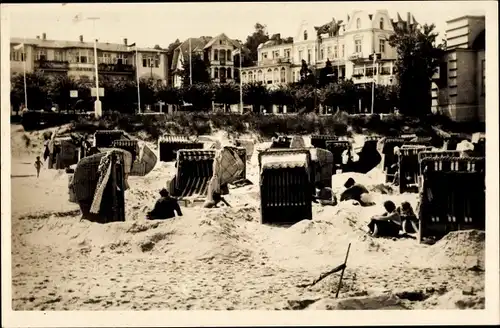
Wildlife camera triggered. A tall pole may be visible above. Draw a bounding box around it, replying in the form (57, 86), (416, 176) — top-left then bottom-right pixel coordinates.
(189, 38), (193, 85)
(88, 17), (101, 118)
(22, 37), (28, 110)
(135, 46), (141, 114)
(371, 52), (376, 114)
(239, 51), (243, 113)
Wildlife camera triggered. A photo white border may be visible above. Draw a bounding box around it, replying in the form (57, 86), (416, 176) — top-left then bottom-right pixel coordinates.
(1, 1), (499, 326)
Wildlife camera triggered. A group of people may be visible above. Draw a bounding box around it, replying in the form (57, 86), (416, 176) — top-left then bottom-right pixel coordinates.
(313, 177), (419, 238)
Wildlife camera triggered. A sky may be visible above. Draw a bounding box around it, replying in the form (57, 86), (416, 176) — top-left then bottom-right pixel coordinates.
(4, 2), (489, 48)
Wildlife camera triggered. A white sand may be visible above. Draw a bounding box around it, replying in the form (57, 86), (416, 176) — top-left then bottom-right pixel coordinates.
(10, 125), (485, 310)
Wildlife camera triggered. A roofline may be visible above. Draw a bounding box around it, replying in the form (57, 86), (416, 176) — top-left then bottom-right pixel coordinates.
(446, 15), (485, 23)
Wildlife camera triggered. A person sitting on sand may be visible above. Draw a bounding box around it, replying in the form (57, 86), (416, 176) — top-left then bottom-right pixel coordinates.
(340, 178), (375, 206)
(312, 181), (337, 206)
(397, 201), (419, 234)
(147, 189), (182, 220)
(367, 200), (402, 238)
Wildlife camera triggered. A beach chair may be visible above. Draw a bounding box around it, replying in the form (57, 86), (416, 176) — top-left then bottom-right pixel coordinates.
(174, 149), (216, 198)
(158, 135), (204, 162)
(70, 150), (126, 223)
(270, 136), (291, 149)
(417, 156), (485, 244)
(325, 140), (352, 174)
(112, 139), (140, 162)
(259, 149), (312, 225)
(310, 135), (342, 149)
(93, 130), (126, 148)
(382, 137), (405, 182)
(397, 146), (433, 193)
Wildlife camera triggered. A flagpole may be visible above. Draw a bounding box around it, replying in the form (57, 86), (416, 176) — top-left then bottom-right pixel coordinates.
(189, 38), (192, 85)
(88, 17), (101, 118)
(239, 50), (243, 113)
(22, 37), (28, 110)
(135, 46), (141, 114)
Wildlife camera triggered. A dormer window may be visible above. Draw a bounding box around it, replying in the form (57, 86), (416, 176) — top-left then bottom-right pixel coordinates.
(356, 18), (361, 29)
(303, 30), (308, 41)
(379, 18), (384, 29)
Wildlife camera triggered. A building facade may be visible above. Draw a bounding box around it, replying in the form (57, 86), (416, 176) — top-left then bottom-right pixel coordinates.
(431, 16), (485, 122)
(10, 34), (168, 84)
(241, 10), (416, 88)
(171, 33), (241, 88)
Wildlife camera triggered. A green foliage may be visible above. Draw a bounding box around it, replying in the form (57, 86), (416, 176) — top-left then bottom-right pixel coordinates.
(389, 23), (444, 117)
(244, 23), (269, 64)
(11, 71), (51, 111)
(243, 82), (270, 112)
(214, 83), (240, 107)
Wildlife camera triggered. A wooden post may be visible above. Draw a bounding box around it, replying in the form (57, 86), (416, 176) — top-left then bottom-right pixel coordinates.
(335, 242), (351, 298)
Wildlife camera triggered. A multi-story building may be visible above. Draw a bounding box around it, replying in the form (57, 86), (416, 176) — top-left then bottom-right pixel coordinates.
(241, 10), (416, 88)
(431, 16), (485, 122)
(10, 33), (168, 84)
(171, 33), (241, 87)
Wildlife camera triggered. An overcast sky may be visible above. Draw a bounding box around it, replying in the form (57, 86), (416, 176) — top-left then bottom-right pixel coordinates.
(5, 2), (489, 48)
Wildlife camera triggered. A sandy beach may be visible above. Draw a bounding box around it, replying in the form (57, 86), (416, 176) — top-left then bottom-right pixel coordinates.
(10, 124), (485, 310)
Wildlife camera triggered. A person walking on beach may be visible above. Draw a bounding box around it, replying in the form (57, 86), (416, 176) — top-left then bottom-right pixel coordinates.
(367, 200), (402, 238)
(147, 188), (183, 220)
(34, 156), (43, 178)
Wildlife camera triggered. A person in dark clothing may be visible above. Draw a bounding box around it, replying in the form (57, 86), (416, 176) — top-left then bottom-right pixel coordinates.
(340, 178), (374, 206)
(368, 200), (402, 237)
(147, 189), (183, 220)
(204, 189), (231, 208)
(312, 181), (337, 206)
(397, 201), (419, 234)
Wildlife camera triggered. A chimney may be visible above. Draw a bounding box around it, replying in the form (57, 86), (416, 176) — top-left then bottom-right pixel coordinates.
(42, 33), (46, 40)
(79, 35), (83, 42)
(124, 38), (128, 46)
(407, 12), (411, 25)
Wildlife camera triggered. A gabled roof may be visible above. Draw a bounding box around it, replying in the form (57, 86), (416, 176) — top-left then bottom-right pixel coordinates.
(203, 33), (240, 49)
(171, 36), (212, 70)
(10, 37), (165, 53)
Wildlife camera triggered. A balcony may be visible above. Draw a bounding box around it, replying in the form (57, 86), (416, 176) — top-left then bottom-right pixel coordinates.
(211, 59), (233, 66)
(258, 57), (292, 66)
(98, 63), (135, 74)
(34, 60), (69, 71)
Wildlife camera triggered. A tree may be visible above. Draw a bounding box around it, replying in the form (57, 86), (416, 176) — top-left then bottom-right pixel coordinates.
(244, 23), (269, 64)
(11, 71), (51, 112)
(156, 85), (182, 105)
(269, 85), (294, 113)
(319, 58), (335, 87)
(181, 83), (214, 111)
(243, 82), (269, 113)
(291, 84), (317, 113)
(181, 53), (211, 85)
(48, 75), (80, 112)
(299, 60), (315, 86)
(214, 83), (239, 112)
(139, 78), (156, 111)
(389, 22), (444, 117)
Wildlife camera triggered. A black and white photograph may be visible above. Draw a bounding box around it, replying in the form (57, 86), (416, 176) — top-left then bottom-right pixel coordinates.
(1, 1), (498, 326)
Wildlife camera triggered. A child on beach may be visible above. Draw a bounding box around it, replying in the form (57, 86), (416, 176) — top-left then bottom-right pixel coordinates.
(34, 156), (43, 178)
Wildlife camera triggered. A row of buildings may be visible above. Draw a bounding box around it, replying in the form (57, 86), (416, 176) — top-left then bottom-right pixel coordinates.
(9, 10), (485, 121)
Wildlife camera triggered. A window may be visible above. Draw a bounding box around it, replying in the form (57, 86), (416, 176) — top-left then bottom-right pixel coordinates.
(273, 50), (280, 58)
(227, 67), (232, 78)
(285, 49), (291, 58)
(10, 50), (25, 61)
(342, 45), (345, 57)
(36, 50), (47, 61)
(353, 67), (365, 76)
(379, 39), (386, 54)
(439, 61), (448, 86)
(76, 50), (90, 64)
(320, 48), (324, 60)
(355, 40), (362, 53)
(261, 52), (268, 60)
(273, 68), (279, 83)
(267, 69), (273, 84)
(379, 18), (384, 30)
(227, 50), (231, 60)
(242, 72), (246, 82)
(280, 67), (286, 83)
(298, 50), (303, 61)
(214, 50), (218, 60)
(481, 59), (485, 95)
(116, 53), (128, 65)
(54, 50), (63, 61)
(333, 45), (338, 58)
(327, 46), (332, 56)
(154, 56), (160, 68)
(257, 70), (263, 81)
(356, 18), (361, 29)
(214, 67), (219, 79)
(219, 49), (226, 61)
(307, 49), (312, 63)
(304, 30), (308, 40)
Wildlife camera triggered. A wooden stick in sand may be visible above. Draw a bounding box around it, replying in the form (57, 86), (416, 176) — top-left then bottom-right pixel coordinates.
(335, 242), (352, 298)
(297, 243), (351, 289)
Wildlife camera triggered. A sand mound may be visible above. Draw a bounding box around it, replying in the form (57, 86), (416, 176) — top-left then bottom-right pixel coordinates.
(307, 293), (407, 310)
(415, 289), (485, 309)
(425, 230), (485, 268)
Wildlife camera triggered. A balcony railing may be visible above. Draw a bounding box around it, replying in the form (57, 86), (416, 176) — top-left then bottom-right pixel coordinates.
(34, 60), (69, 70)
(97, 63), (135, 73)
(258, 57), (292, 66)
